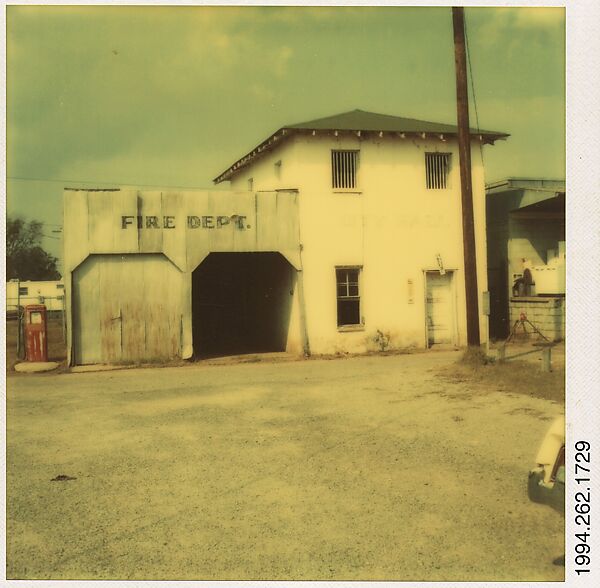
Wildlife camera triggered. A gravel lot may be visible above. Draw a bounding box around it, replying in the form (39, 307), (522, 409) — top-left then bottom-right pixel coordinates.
(6, 350), (564, 581)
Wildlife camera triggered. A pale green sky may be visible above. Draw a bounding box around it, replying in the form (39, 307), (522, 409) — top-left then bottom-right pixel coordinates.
(6, 5), (565, 266)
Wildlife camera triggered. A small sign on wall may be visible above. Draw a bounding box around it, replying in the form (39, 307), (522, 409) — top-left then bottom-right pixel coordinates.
(407, 279), (414, 304)
(436, 254), (446, 275)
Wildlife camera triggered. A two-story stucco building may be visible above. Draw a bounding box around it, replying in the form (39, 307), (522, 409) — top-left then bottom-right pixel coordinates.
(215, 109), (507, 354)
(63, 109), (507, 365)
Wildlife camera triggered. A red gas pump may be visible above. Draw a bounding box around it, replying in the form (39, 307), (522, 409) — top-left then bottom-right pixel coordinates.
(24, 304), (48, 362)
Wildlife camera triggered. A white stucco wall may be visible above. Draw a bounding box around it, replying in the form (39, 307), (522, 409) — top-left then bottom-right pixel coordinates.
(230, 133), (489, 353)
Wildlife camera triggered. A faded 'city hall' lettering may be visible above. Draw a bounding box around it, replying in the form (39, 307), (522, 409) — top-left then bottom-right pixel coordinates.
(121, 215), (248, 230)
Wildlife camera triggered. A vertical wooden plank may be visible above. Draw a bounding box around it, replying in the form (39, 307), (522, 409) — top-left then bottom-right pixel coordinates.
(111, 190), (139, 253)
(63, 190), (90, 273)
(166, 258), (184, 358)
(99, 255), (122, 363)
(72, 256), (101, 364)
(185, 191), (212, 272)
(122, 255), (147, 361)
(138, 191), (164, 253)
(162, 191), (187, 271)
(230, 191), (257, 252)
(256, 192), (278, 250)
(180, 270), (193, 359)
(144, 254), (181, 360)
(88, 192), (116, 252)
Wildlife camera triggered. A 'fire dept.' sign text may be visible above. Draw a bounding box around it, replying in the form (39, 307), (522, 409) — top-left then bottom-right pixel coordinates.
(121, 215), (249, 230)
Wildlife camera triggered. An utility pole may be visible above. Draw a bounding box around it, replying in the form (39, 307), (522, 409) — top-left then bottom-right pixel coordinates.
(16, 279), (22, 358)
(452, 6), (480, 347)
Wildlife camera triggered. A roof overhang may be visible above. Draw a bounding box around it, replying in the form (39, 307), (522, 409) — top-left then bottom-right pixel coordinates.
(214, 127), (508, 184)
(510, 192), (565, 219)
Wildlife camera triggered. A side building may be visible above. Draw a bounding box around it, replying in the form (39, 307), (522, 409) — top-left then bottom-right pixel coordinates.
(64, 109), (507, 365)
(6, 279), (65, 315)
(486, 178), (565, 341)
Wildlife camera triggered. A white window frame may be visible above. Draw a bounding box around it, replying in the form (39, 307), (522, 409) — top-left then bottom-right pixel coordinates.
(335, 266), (364, 330)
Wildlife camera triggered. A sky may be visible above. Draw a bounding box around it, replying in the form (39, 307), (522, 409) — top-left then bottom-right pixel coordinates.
(5, 4), (565, 268)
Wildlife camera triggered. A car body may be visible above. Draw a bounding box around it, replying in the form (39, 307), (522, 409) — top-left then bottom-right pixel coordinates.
(527, 416), (565, 514)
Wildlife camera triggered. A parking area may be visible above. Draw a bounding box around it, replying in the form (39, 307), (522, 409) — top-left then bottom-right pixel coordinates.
(6, 350), (564, 581)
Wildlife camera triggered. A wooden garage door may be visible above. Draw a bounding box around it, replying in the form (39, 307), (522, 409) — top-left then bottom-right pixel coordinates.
(73, 254), (182, 365)
(426, 271), (455, 346)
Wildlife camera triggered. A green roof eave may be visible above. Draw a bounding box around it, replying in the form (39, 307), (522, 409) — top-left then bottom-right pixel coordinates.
(285, 108), (506, 136)
(214, 109), (509, 184)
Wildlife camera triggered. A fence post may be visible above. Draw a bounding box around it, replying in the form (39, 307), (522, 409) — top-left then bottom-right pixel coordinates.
(61, 294), (67, 343)
(541, 346), (552, 372)
(16, 280), (21, 357)
(497, 345), (506, 363)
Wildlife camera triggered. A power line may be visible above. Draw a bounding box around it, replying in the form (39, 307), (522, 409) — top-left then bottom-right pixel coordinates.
(7, 175), (213, 190)
(464, 11), (486, 169)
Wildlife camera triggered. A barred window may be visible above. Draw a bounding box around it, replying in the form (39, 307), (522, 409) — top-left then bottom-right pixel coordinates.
(336, 267), (361, 327)
(332, 150), (359, 190)
(18, 287), (28, 295)
(425, 153), (451, 189)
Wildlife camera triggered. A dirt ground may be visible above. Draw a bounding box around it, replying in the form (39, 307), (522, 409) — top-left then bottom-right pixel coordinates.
(6, 349), (564, 581)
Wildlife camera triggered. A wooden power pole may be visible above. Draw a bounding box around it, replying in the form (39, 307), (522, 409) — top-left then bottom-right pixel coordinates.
(452, 6), (480, 347)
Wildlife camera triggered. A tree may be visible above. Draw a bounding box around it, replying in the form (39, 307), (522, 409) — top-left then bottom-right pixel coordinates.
(6, 217), (61, 281)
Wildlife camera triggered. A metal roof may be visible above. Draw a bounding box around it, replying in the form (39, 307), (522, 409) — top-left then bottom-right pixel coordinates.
(214, 109), (509, 184)
(486, 178), (565, 193)
(286, 109), (504, 135)
(510, 192), (565, 216)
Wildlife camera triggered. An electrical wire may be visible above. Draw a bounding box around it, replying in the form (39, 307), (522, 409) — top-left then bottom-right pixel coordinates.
(7, 175), (212, 191)
(464, 11), (486, 171)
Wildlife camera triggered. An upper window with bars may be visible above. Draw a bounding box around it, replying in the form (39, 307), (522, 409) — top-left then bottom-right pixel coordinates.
(331, 150), (359, 191)
(425, 153), (451, 190)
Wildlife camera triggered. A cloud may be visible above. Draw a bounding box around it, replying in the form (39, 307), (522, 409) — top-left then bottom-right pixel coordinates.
(6, 6), (302, 180)
(470, 7), (564, 48)
(274, 46), (294, 78)
(251, 83), (275, 103)
(6, 4), (565, 203)
(513, 8), (565, 29)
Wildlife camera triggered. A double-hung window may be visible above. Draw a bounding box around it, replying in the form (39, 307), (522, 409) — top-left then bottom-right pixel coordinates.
(336, 267), (361, 327)
(331, 150), (359, 190)
(425, 152), (451, 189)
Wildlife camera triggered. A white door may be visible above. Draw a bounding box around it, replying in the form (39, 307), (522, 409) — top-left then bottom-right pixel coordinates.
(73, 254), (182, 365)
(426, 271), (455, 346)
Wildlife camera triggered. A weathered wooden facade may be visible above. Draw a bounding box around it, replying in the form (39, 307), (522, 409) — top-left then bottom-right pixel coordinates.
(64, 189), (302, 365)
